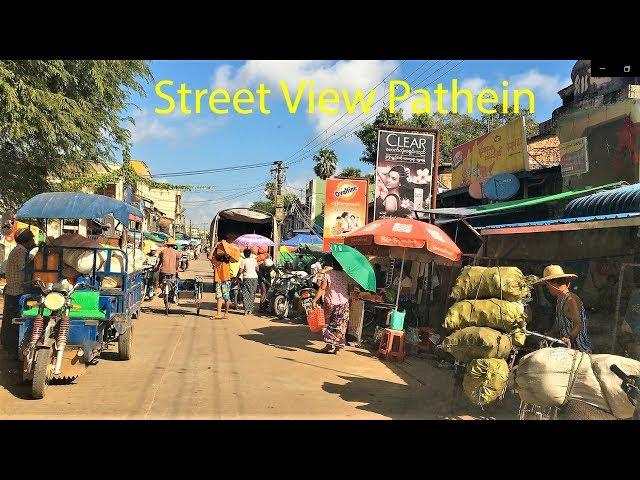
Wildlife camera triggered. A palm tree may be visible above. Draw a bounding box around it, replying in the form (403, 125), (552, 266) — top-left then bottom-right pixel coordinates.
(338, 167), (363, 178)
(313, 148), (338, 180)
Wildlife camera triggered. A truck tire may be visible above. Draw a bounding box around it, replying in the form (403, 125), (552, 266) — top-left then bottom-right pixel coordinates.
(118, 325), (133, 360)
(32, 348), (53, 399)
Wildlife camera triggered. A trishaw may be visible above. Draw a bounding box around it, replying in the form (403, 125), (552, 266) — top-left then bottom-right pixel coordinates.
(11, 192), (145, 399)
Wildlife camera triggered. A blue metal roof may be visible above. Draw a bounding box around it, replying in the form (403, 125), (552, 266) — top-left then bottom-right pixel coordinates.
(480, 212), (640, 230)
(563, 183), (640, 218)
(282, 233), (323, 246)
(16, 192), (143, 226)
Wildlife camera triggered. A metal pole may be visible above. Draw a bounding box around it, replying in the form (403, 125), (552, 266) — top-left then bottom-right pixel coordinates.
(395, 247), (406, 310)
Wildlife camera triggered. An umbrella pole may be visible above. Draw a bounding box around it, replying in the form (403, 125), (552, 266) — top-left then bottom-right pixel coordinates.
(395, 248), (406, 310)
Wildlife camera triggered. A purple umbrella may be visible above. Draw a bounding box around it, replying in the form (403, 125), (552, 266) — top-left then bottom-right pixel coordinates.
(233, 234), (275, 247)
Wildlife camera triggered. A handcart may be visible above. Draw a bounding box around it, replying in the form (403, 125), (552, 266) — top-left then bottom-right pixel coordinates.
(175, 276), (204, 316)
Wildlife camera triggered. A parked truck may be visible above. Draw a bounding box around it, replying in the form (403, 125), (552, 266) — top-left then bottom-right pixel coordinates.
(209, 208), (279, 260)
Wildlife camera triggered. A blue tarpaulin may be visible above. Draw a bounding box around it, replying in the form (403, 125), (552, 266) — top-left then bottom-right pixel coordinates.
(16, 192), (143, 226)
(282, 233), (322, 247)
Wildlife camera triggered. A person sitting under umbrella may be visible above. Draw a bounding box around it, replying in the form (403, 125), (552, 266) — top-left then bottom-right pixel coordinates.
(311, 257), (360, 354)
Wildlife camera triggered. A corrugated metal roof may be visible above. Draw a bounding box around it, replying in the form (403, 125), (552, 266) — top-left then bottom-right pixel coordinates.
(563, 183), (640, 218)
(480, 211), (640, 230)
(422, 181), (624, 217)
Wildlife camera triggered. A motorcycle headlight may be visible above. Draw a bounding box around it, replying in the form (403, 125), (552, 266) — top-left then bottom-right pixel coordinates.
(44, 292), (66, 311)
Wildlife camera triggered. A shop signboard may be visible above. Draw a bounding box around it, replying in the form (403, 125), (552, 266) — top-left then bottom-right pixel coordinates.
(559, 137), (589, 177)
(322, 178), (368, 251)
(451, 116), (528, 189)
(374, 129), (435, 220)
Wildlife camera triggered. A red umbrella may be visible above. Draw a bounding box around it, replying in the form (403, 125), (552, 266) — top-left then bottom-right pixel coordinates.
(345, 218), (461, 309)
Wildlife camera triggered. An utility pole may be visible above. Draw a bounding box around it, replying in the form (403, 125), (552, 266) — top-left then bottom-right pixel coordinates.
(272, 160), (287, 264)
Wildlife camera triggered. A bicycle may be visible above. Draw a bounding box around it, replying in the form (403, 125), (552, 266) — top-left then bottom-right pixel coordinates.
(160, 272), (179, 316)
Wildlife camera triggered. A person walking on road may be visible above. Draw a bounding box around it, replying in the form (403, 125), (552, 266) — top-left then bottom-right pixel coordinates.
(239, 248), (259, 315)
(537, 265), (593, 353)
(210, 245), (232, 319)
(1, 228), (36, 359)
(311, 258), (358, 354)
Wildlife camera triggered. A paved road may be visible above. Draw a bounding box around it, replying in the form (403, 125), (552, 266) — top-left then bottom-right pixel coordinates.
(0, 258), (515, 419)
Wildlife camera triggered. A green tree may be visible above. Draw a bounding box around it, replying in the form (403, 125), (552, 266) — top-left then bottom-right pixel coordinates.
(337, 167), (363, 178)
(0, 60), (153, 212)
(481, 104), (539, 138)
(250, 200), (276, 215)
(313, 148), (338, 179)
(62, 149), (207, 193)
(253, 180), (298, 214)
(419, 113), (486, 164)
(354, 107), (405, 165)
(355, 107), (487, 166)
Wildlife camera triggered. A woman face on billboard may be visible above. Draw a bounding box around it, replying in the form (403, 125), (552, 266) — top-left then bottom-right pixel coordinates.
(385, 170), (401, 190)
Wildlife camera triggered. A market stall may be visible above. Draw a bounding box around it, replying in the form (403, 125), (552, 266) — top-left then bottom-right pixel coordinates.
(344, 217), (462, 341)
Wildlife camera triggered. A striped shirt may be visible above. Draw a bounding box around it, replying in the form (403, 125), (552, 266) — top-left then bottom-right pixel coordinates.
(555, 292), (593, 353)
(3, 244), (29, 296)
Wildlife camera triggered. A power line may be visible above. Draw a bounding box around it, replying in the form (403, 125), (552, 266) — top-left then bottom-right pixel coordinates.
(282, 60), (408, 164)
(286, 60), (465, 168)
(146, 161), (274, 178)
(284, 60), (434, 167)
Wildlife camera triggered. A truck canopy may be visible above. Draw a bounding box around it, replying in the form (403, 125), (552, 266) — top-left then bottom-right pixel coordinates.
(210, 208), (277, 247)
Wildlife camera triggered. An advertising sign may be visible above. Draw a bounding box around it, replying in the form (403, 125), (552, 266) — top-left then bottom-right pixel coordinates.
(451, 117), (528, 189)
(374, 129), (435, 221)
(559, 137), (589, 177)
(323, 178), (368, 251)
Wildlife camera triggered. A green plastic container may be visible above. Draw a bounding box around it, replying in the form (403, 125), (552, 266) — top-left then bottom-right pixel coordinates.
(389, 309), (406, 330)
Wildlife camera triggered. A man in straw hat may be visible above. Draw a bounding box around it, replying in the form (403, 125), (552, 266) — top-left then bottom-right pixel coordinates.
(537, 265), (593, 353)
(1, 228), (36, 359)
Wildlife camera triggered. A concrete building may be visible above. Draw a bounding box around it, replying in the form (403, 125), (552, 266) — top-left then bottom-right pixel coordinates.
(305, 179), (325, 230)
(539, 60), (640, 191)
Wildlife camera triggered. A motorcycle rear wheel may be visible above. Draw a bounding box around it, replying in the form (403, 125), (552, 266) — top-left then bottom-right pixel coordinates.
(32, 348), (53, 399)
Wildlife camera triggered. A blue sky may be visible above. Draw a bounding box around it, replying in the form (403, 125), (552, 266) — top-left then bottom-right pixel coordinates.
(127, 59), (576, 227)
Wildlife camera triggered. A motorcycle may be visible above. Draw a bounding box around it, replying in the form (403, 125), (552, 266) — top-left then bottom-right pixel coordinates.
(610, 363), (640, 420)
(21, 279), (91, 399)
(269, 271), (315, 320)
(179, 254), (189, 272)
(143, 266), (156, 300)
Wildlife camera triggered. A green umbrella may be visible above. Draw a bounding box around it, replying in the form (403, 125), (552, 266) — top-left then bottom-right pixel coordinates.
(330, 243), (376, 292)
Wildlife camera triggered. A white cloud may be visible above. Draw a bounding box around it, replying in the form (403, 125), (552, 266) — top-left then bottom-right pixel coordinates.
(130, 110), (180, 144)
(508, 69), (565, 101)
(461, 77), (488, 92)
(210, 60), (399, 138)
(130, 109), (227, 145)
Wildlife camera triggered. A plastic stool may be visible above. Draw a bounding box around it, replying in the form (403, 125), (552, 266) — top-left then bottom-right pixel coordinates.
(377, 328), (406, 362)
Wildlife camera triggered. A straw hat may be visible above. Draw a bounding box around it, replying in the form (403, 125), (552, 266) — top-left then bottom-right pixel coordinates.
(537, 265), (578, 283)
(166, 237), (177, 246)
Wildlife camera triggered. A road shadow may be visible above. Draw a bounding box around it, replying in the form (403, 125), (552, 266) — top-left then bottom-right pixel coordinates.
(239, 325), (321, 354)
(0, 354), (32, 400)
(321, 374), (445, 419)
(99, 351), (124, 361)
(319, 352), (520, 420)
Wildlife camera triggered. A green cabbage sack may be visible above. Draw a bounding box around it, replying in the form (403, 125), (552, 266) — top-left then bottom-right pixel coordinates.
(511, 329), (526, 348)
(440, 326), (512, 362)
(444, 299), (527, 333)
(450, 266), (536, 302)
(463, 358), (509, 406)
